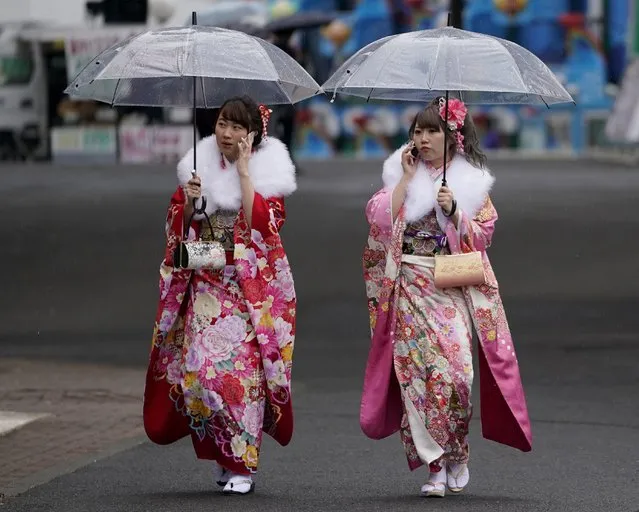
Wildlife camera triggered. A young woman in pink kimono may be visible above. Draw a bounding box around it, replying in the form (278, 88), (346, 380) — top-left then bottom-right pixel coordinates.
(143, 96), (297, 495)
(361, 97), (532, 497)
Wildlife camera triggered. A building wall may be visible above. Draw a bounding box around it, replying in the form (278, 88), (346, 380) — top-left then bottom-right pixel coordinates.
(0, 0), (86, 24)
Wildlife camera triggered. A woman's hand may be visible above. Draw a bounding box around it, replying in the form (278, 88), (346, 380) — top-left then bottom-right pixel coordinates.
(401, 142), (418, 177)
(184, 173), (201, 202)
(437, 186), (455, 214)
(183, 172), (201, 226)
(237, 131), (256, 177)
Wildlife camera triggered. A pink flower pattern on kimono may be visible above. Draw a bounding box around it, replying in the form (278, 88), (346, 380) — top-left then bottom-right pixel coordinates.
(255, 324), (278, 347)
(197, 360), (221, 389)
(166, 359), (182, 385)
(242, 402), (265, 438)
(197, 316), (246, 363)
(235, 248), (258, 280)
(272, 268), (295, 302)
(264, 283), (288, 318)
(273, 317), (293, 349)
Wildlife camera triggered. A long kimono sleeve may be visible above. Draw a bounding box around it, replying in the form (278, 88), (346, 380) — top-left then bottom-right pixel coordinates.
(446, 196), (497, 254)
(365, 187), (394, 233)
(363, 188), (399, 336)
(234, 193), (295, 447)
(251, 192), (286, 238)
(163, 186), (198, 268)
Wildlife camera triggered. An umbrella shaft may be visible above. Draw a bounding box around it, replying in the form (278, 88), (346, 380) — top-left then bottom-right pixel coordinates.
(442, 90), (449, 186)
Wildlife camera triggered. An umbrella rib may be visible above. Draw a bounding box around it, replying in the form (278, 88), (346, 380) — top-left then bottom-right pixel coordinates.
(430, 34), (442, 90)
(358, 39), (404, 99)
(181, 27), (193, 76)
(501, 42), (533, 101)
(274, 78), (295, 104)
(253, 38), (283, 81)
(337, 35), (396, 90)
(111, 78), (122, 106)
(201, 76), (207, 109)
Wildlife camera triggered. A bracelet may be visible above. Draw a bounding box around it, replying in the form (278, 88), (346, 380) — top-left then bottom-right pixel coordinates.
(443, 199), (457, 217)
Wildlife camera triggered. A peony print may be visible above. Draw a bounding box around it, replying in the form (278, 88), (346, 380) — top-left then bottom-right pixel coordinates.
(273, 269), (295, 301)
(273, 317), (293, 349)
(264, 359), (287, 386)
(184, 346), (205, 372)
(221, 374), (245, 406)
(158, 309), (177, 334)
(231, 434), (248, 458)
(197, 316), (247, 363)
(242, 402), (264, 438)
(193, 292), (222, 319)
(202, 389), (224, 412)
(166, 359), (182, 385)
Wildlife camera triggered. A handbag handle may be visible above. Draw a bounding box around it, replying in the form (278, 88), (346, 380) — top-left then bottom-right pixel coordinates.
(182, 196), (215, 242)
(173, 196), (218, 269)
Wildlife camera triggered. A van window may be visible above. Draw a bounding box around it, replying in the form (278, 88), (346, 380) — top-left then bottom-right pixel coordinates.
(0, 42), (34, 85)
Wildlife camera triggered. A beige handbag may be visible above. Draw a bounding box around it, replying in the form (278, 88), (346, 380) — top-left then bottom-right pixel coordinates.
(434, 251), (486, 289)
(173, 197), (226, 270)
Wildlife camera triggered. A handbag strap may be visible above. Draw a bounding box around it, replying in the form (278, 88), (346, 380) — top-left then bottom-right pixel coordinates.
(182, 196), (215, 242)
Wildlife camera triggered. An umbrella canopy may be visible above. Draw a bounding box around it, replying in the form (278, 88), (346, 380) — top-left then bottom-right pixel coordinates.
(322, 27), (574, 106)
(65, 26), (322, 107)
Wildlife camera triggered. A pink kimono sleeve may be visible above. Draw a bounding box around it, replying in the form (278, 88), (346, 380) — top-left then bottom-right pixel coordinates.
(446, 196), (497, 253)
(365, 188), (394, 233)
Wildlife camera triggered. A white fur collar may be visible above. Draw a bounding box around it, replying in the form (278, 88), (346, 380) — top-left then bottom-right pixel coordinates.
(177, 135), (296, 215)
(382, 145), (495, 225)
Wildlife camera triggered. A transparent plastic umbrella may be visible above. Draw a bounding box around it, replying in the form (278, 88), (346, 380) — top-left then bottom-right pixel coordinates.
(64, 14), (323, 182)
(322, 26), (574, 106)
(64, 25), (323, 108)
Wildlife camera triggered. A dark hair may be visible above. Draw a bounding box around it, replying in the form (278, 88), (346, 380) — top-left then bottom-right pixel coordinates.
(216, 96), (264, 148)
(408, 97), (487, 169)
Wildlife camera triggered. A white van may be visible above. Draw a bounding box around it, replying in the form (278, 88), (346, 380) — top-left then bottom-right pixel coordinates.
(0, 22), (48, 160)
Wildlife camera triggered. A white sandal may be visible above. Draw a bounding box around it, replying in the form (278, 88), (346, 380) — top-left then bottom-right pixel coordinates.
(223, 474), (255, 495)
(421, 468), (446, 498)
(446, 463), (470, 493)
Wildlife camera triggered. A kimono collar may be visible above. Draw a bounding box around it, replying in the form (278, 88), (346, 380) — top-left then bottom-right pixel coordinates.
(382, 145), (495, 223)
(176, 135), (297, 215)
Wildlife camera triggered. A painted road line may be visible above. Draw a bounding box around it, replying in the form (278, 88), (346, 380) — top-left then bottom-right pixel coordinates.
(0, 411), (51, 436)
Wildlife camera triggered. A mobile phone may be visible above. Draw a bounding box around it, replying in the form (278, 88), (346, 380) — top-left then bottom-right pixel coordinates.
(410, 145), (419, 158)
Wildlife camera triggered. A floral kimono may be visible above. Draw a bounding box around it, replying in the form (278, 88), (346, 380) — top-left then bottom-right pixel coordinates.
(361, 148), (532, 471)
(143, 136), (297, 475)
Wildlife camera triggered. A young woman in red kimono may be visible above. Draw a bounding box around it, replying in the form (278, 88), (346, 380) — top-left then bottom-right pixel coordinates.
(143, 96), (297, 495)
(361, 97), (532, 497)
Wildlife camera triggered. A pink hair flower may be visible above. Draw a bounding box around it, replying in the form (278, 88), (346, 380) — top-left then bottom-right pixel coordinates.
(439, 97), (467, 131)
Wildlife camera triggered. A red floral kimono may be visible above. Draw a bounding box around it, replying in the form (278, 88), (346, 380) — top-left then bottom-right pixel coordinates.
(143, 136), (297, 475)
